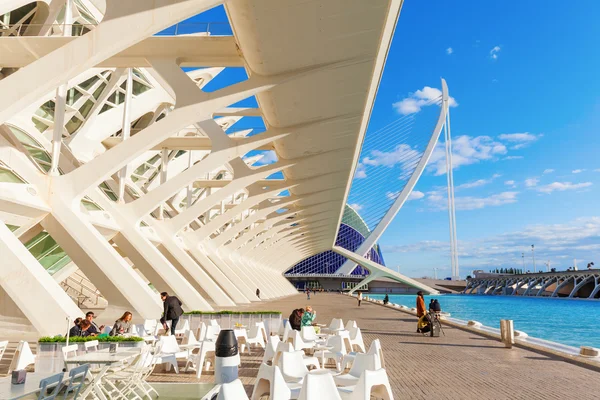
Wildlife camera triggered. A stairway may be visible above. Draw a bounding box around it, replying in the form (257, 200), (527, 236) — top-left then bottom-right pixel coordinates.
(59, 269), (108, 310)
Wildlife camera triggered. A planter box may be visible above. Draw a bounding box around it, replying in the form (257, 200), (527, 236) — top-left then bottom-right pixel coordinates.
(35, 341), (144, 374)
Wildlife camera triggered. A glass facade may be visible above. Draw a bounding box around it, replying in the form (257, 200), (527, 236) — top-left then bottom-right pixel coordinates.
(285, 204), (385, 276)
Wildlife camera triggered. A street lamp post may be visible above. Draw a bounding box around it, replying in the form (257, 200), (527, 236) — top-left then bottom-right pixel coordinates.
(531, 245), (536, 273)
(433, 267), (439, 280)
(521, 253), (525, 272)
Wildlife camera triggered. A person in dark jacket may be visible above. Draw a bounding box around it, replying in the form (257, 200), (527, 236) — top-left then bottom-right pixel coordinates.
(160, 292), (184, 335)
(69, 319), (92, 337)
(85, 311), (104, 336)
(288, 308), (304, 331)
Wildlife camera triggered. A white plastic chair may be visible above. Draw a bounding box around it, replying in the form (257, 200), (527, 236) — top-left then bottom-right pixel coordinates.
(298, 371), (341, 400)
(346, 320), (358, 330)
(61, 344), (79, 371)
(185, 340), (216, 378)
(262, 335), (281, 364)
(256, 321), (268, 343)
(181, 329), (201, 347)
(323, 319), (344, 334)
(217, 378), (249, 400)
(251, 363), (301, 400)
(196, 322), (207, 341)
(174, 319), (190, 336)
(235, 328), (250, 355)
(289, 330), (314, 351)
(274, 342), (320, 371)
(282, 323), (292, 344)
(314, 335), (346, 371)
(205, 325), (221, 342)
(348, 327), (366, 353)
(210, 319), (219, 327)
(278, 319), (289, 337)
(156, 335), (187, 373)
(84, 340), (99, 352)
(247, 325), (266, 350)
(333, 353), (380, 387)
(338, 369), (394, 400)
(144, 319), (158, 335)
(342, 339), (384, 371)
(280, 351), (310, 383)
(301, 326), (322, 343)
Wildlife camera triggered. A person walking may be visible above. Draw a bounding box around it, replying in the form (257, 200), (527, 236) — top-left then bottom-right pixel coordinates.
(305, 287), (311, 300)
(416, 291), (427, 333)
(256, 288), (261, 299)
(357, 291), (362, 307)
(160, 292), (184, 335)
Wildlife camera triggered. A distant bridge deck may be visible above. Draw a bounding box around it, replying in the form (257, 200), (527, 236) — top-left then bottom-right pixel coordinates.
(465, 270), (600, 298)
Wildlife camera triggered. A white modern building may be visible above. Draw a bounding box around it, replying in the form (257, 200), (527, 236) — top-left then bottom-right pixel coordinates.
(0, 0), (448, 336)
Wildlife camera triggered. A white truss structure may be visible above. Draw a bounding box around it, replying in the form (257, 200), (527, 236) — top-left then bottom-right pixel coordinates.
(0, 0), (425, 335)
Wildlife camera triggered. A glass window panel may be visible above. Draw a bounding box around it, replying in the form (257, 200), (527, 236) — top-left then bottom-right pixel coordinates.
(25, 146), (52, 163)
(132, 80), (151, 95)
(79, 75), (98, 91)
(66, 116), (83, 134)
(0, 168), (25, 183)
(79, 99), (94, 118)
(92, 82), (106, 99)
(34, 101), (55, 122)
(100, 103), (113, 114)
(67, 88), (83, 105)
(10, 126), (40, 146)
(6, 224), (19, 232)
(81, 198), (102, 211)
(100, 182), (118, 201)
(28, 235), (57, 259)
(32, 118), (50, 133)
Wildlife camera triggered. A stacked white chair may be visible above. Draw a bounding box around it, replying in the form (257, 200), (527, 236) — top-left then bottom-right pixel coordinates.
(314, 335), (346, 371)
(61, 344), (79, 371)
(196, 322), (207, 341)
(348, 327), (366, 353)
(298, 371), (341, 400)
(342, 339), (384, 371)
(262, 335), (281, 364)
(246, 325), (266, 350)
(333, 353), (380, 387)
(322, 319), (344, 334)
(338, 369), (394, 400)
(251, 363), (301, 400)
(289, 330), (314, 352)
(155, 335), (187, 373)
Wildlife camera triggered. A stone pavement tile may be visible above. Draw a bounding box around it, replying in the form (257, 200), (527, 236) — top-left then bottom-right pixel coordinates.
(150, 293), (600, 399)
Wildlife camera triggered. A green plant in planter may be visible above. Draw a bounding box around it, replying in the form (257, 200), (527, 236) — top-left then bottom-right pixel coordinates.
(184, 310), (282, 315)
(39, 335), (144, 343)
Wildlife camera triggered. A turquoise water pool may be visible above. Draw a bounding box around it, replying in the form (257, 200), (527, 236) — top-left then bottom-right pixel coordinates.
(369, 294), (600, 348)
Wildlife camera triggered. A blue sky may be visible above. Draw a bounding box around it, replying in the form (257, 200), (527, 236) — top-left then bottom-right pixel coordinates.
(185, 2), (600, 278)
(369, 0), (600, 278)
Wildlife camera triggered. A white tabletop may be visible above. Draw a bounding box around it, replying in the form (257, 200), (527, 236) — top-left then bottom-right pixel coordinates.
(65, 349), (139, 365)
(0, 372), (67, 400)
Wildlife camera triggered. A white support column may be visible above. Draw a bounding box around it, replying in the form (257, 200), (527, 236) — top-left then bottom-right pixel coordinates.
(158, 147), (169, 219)
(118, 68), (134, 202)
(0, 222), (81, 336)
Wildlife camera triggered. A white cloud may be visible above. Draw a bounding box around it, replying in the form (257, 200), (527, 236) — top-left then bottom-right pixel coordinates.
(543, 169), (554, 174)
(253, 150), (278, 165)
(490, 45), (501, 60)
(386, 191), (398, 200)
(594, 169), (600, 172)
(427, 191), (518, 211)
(427, 135), (507, 175)
(524, 178), (539, 187)
(382, 217), (600, 271)
(392, 86), (458, 115)
(354, 163), (367, 179)
(572, 169), (585, 174)
(408, 190), (425, 201)
(349, 203), (363, 211)
(361, 144), (421, 180)
(504, 156), (524, 160)
(536, 181), (592, 194)
(504, 180), (515, 186)
(455, 174), (501, 190)
(497, 132), (542, 150)
(446, 47), (453, 55)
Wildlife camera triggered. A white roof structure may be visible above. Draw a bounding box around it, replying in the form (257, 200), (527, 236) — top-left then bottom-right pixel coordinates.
(0, 0), (445, 335)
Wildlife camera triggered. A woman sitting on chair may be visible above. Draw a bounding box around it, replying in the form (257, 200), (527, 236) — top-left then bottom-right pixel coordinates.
(109, 311), (133, 336)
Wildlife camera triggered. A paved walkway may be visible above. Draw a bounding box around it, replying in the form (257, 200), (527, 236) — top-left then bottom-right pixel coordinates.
(149, 293), (600, 399)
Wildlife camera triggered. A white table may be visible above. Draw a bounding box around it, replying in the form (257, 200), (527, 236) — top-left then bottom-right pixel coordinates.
(0, 372), (67, 400)
(65, 350), (139, 400)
